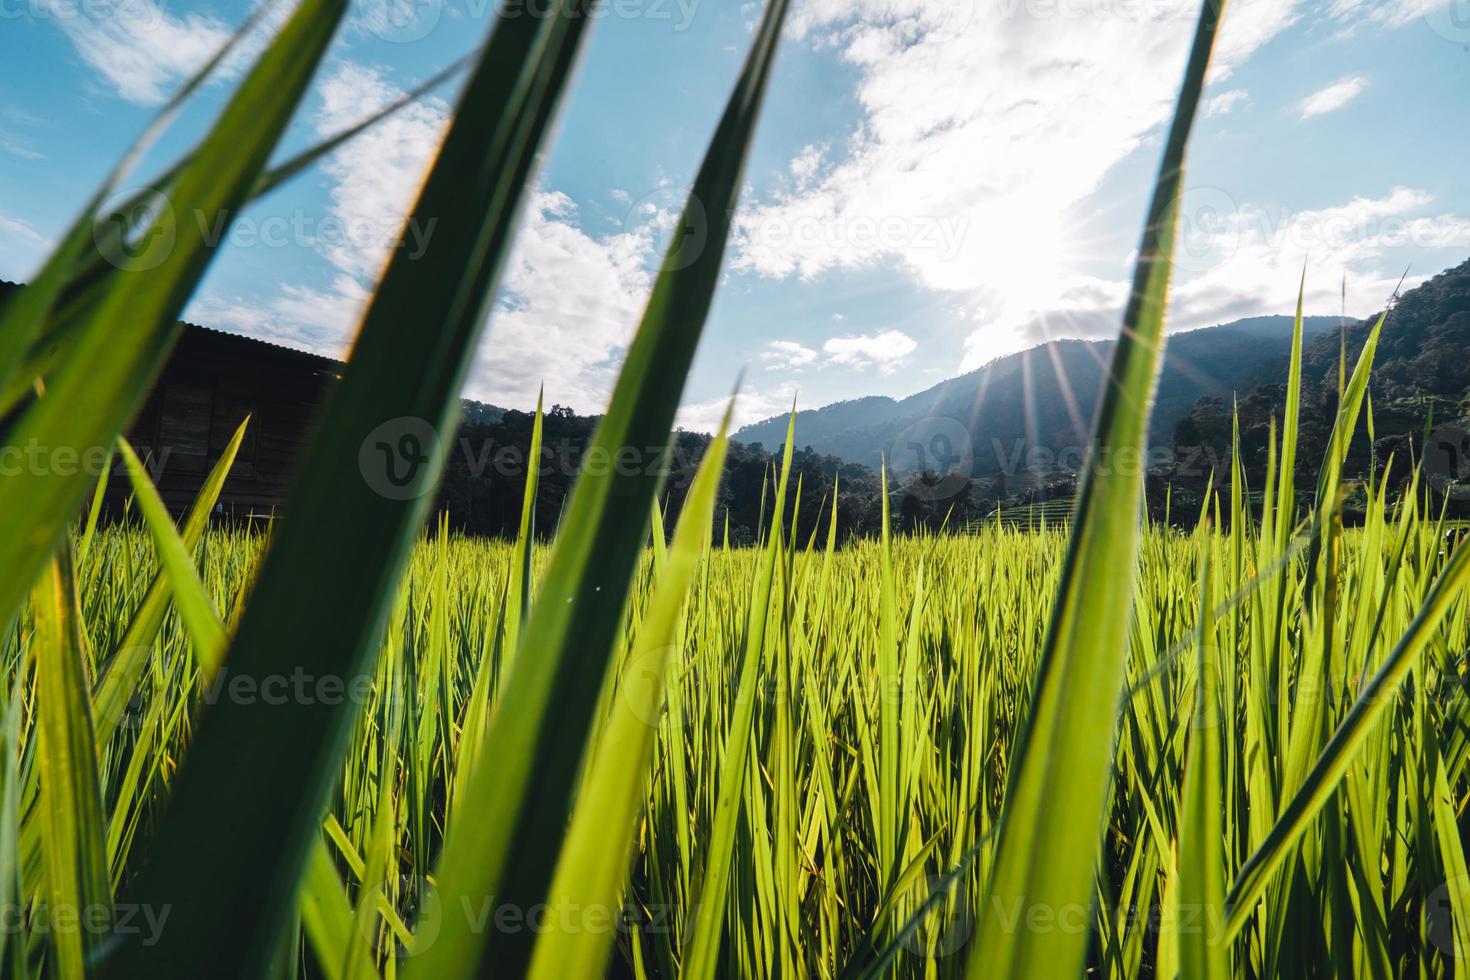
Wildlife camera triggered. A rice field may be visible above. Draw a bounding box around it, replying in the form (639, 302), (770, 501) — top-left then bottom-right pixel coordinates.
(5, 429), (1470, 979)
(6, 0), (1469, 975)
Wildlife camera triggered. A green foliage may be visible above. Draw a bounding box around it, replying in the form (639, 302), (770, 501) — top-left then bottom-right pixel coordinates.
(2, 0), (1469, 976)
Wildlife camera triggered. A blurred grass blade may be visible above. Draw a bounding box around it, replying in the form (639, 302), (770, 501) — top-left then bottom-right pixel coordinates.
(102, 4), (598, 975)
(966, 3), (1227, 977)
(0, 0), (345, 643)
(32, 543), (111, 979)
(0, 0), (280, 396)
(525, 401), (733, 980)
(413, 3), (790, 974)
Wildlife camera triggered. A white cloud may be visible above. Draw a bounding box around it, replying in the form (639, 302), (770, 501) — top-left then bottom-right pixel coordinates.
(1327, 0), (1448, 31)
(191, 62), (451, 355)
(1204, 88), (1250, 117)
(312, 62), (451, 282)
(465, 191), (655, 410)
(677, 383), (799, 436)
(761, 339), (821, 370)
(958, 187), (1470, 366)
(0, 110), (46, 160)
(0, 213), (47, 249)
(1298, 74), (1368, 119)
(0, 212), (51, 281)
(185, 60), (668, 414)
(188, 280), (368, 356)
(731, 0), (1302, 361)
(1170, 186), (1470, 328)
(43, 0), (236, 104)
(822, 329), (917, 372)
(756, 330), (924, 376)
(789, 144), (827, 191)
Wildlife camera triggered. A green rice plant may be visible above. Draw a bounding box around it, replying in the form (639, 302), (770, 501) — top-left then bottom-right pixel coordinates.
(2, 439), (1469, 977)
(965, 2), (1227, 976)
(5, 0), (1470, 975)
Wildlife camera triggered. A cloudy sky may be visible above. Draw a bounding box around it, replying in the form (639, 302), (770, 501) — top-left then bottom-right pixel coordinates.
(2, 0), (1467, 432)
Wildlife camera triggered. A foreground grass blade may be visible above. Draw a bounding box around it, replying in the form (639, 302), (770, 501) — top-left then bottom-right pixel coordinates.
(0, 0), (345, 642)
(966, 3), (1227, 977)
(411, 3), (790, 974)
(101, 4), (597, 976)
(525, 403), (733, 980)
(32, 543), (111, 979)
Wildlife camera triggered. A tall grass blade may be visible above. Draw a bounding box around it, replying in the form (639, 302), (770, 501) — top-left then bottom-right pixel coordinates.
(1223, 541), (1470, 938)
(32, 543), (111, 979)
(411, 3), (790, 973)
(0, 0), (345, 638)
(90, 417), (248, 747)
(101, 3), (596, 975)
(1177, 542), (1227, 980)
(685, 408), (798, 980)
(966, 3), (1227, 976)
(525, 403), (733, 980)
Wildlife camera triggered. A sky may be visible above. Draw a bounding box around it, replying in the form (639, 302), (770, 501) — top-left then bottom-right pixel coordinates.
(2, 0), (1468, 433)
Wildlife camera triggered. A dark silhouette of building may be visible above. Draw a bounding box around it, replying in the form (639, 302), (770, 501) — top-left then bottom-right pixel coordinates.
(111, 324), (340, 515)
(1, 281), (340, 517)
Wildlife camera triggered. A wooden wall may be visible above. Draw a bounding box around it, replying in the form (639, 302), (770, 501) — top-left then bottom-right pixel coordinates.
(109, 327), (340, 517)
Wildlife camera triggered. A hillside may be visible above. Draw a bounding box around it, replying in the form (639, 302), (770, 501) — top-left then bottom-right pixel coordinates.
(1172, 257), (1470, 505)
(734, 314), (1342, 479)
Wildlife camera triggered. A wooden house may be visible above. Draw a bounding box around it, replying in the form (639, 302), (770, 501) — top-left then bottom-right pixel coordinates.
(1, 280), (341, 517)
(112, 324), (341, 515)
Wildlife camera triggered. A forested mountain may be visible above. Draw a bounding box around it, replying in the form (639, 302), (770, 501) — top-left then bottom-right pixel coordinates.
(1171, 257), (1470, 513)
(734, 314), (1343, 478)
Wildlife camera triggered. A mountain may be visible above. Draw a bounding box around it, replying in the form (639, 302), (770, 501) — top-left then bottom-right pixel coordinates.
(734, 314), (1343, 481)
(1171, 257), (1470, 506)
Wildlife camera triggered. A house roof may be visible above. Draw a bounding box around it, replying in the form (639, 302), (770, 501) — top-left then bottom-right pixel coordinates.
(0, 279), (343, 371)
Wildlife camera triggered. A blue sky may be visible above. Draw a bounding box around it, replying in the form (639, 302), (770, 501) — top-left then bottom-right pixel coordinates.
(2, 0), (1468, 432)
